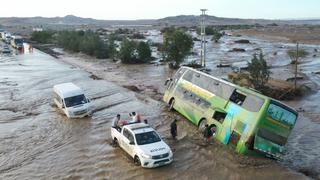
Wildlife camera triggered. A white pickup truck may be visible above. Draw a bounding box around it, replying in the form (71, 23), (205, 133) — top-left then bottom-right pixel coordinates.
(111, 123), (173, 168)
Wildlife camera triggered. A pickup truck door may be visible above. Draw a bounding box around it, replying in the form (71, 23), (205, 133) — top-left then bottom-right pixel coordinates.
(122, 129), (135, 157)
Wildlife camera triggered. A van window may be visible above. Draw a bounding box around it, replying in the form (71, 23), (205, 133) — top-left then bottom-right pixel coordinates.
(64, 94), (87, 107)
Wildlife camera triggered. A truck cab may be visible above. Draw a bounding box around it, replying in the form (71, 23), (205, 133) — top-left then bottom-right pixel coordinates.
(111, 123), (173, 168)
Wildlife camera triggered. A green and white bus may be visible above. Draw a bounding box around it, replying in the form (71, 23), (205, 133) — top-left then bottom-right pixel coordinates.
(163, 66), (298, 158)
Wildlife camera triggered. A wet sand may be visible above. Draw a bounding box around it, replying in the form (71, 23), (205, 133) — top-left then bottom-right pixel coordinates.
(0, 42), (311, 179)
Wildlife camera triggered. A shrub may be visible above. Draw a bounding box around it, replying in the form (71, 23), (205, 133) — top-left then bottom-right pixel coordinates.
(287, 49), (309, 64)
(31, 31), (55, 43)
(119, 38), (136, 63)
(247, 52), (271, 89)
(161, 29), (193, 68)
(136, 41), (151, 62)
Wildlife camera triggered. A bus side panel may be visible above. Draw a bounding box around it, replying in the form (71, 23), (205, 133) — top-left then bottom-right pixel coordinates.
(216, 103), (261, 155)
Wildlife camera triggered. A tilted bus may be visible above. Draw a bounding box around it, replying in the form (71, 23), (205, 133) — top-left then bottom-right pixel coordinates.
(163, 66), (298, 158)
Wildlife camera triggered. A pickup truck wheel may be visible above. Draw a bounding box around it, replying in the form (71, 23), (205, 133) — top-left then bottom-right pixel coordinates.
(134, 156), (141, 166)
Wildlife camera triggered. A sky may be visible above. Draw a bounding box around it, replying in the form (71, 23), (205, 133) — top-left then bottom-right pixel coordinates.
(1, 0), (319, 20)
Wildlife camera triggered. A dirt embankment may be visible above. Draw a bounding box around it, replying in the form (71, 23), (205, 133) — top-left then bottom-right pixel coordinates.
(228, 72), (312, 100)
(236, 26), (320, 44)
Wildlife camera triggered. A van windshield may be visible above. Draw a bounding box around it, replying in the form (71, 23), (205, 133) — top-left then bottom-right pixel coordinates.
(64, 94), (87, 107)
(135, 131), (161, 145)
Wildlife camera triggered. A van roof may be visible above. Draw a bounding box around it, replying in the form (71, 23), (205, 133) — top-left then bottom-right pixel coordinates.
(53, 82), (84, 98)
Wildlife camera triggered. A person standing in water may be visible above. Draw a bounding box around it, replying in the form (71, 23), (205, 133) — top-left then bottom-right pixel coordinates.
(170, 119), (177, 140)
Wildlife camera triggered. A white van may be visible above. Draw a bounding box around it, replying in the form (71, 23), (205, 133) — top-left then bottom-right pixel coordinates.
(53, 83), (92, 118)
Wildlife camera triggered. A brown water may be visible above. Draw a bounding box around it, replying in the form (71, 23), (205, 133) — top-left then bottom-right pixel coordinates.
(0, 40), (315, 179)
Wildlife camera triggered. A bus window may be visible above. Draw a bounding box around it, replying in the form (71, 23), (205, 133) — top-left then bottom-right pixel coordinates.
(198, 98), (210, 110)
(182, 70), (193, 82)
(220, 83), (235, 100)
(207, 79), (220, 95)
(267, 103), (297, 126)
(169, 68), (186, 90)
(213, 111), (227, 123)
(242, 95), (265, 112)
(230, 89), (246, 106)
(192, 73), (210, 90)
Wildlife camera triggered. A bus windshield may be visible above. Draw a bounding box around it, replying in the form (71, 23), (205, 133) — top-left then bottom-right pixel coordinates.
(267, 103), (297, 126)
(64, 94), (87, 107)
(135, 131), (161, 145)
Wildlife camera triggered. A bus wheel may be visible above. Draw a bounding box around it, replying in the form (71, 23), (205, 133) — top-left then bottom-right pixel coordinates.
(198, 119), (207, 132)
(169, 98), (175, 111)
(134, 155), (141, 166)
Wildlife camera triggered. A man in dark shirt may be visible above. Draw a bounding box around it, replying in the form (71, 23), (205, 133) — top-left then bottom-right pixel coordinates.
(170, 119), (177, 140)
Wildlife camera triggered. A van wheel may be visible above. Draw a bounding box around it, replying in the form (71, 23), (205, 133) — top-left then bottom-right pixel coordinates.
(198, 119), (207, 132)
(169, 98), (175, 111)
(134, 156), (141, 166)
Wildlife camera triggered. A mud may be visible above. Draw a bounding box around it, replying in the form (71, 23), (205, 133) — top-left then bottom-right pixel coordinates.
(0, 33), (319, 180)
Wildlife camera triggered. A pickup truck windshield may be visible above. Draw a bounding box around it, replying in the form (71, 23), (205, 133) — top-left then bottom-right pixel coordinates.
(64, 94), (87, 107)
(135, 131), (161, 145)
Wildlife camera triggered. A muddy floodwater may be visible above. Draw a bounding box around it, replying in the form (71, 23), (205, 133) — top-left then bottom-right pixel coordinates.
(0, 37), (318, 180)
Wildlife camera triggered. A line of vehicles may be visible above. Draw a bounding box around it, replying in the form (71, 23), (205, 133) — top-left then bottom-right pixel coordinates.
(0, 29), (24, 54)
(54, 65), (298, 168)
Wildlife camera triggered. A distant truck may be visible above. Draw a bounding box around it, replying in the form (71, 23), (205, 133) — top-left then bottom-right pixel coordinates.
(111, 123), (173, 168)
(53, 82), (92, 118)
(10, 35), (24, 50)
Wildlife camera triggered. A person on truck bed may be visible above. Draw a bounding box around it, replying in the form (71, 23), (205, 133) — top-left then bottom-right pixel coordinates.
(129, 112), (141, 123)
(112, 114), (121, 132)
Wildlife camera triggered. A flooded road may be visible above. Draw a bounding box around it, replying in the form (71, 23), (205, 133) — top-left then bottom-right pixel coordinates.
(0, 44), (310, 179)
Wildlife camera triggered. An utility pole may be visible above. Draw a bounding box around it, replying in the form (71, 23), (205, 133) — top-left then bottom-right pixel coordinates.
(200, 9), (207, 67)
(294, 43), (299, 91)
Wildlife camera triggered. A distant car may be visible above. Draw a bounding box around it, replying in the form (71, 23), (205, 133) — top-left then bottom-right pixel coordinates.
(111, 123), (173, 168)
(1, 46), (11, 54)
(53, 82), (92, 118)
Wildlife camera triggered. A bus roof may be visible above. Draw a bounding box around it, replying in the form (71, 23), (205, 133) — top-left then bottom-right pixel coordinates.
(180, 66), (268, 99)
(180, 66), (297, 112)
(53, 82), (84, 98)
